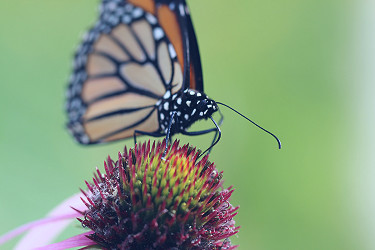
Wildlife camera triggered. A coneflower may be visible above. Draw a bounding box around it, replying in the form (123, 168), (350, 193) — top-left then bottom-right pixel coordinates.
(0, 140), (239, 249)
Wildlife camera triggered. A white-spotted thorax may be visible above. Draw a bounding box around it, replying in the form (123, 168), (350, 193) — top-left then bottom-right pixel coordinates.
(157, 89), (218, 134)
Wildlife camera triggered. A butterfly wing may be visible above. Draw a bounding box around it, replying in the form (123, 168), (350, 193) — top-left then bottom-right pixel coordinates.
(66, 1), (183, 144)
(129, 0), (204, 91)
(186, 10), (204, 92)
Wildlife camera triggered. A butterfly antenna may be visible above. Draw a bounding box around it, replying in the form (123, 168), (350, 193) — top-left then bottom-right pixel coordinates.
(216, 102), (281, 149)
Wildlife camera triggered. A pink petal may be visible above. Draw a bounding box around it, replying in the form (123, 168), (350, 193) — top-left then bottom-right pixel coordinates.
(7, 193), (85, 250)
(35, 231), (96, 250)
(0, 213), (80, 245)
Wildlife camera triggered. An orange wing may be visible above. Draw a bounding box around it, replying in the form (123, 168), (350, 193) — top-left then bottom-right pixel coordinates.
(128, 0), (203, 91)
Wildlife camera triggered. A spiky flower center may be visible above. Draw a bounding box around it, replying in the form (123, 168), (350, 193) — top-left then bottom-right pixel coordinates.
(79, 140), (239, 249)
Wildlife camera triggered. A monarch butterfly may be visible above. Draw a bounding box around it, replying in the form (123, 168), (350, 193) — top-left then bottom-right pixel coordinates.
(66, 0), (281, 151)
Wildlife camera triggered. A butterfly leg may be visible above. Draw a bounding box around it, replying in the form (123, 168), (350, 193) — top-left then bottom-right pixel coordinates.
(181, 127), (217, 136)
(205, 110), (223, 154)
(209, 129), (220, 154)
(133, 130), (165, 145)
(208, 112), (223, 154)
(181, 116), (221, 157)
(218, 108), (224, 126)
(162, 111), (177, 156)
(181, 127), (216, 154)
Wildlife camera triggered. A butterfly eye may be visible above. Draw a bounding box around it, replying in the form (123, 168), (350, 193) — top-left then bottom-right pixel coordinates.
(197, 99), (208, 111)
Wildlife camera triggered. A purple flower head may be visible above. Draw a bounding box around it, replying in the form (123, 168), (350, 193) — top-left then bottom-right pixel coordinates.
(0, 140), (239, 249)
(79, 140), (239, 249)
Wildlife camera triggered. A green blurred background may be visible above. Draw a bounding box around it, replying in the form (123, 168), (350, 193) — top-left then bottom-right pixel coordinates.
(1, 0), (369, 249)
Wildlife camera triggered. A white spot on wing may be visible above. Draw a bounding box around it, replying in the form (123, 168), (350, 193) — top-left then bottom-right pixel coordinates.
(132, 8), (143, 18)
(191, 109), (196, 115)
(199, 112), (204, 116)
(145, 13), (157, 24)
(179, 3), (185, 16)
(177, 98), (182, 105)
(163, 91), (171, 99)
(125, 4), (133, 12)
(153, 27), (164, 40)
(184, 114), (189, 120)
(169, 2), (176, 10)
(168, 43), (177, 58)
(189, 90), (195, 95)
(80, 135), (90, 144)
(186, 100), (191, 107)
(122, 15), (131, 24)
(116, 8), (125, 17)
(107, 2), (117, 11)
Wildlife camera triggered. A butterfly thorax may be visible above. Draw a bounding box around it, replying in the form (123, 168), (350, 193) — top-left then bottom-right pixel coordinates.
(157, 89), (218, 134)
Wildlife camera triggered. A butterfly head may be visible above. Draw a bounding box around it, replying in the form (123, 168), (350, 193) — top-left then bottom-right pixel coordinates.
(182, 89), (218, 120)
(195, 96), (217, 118)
